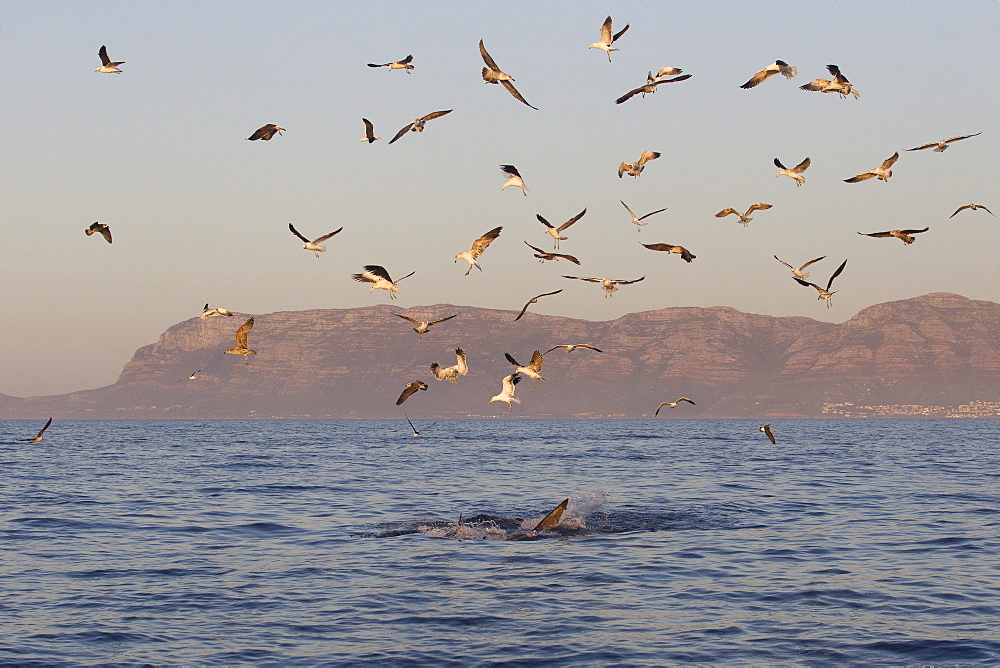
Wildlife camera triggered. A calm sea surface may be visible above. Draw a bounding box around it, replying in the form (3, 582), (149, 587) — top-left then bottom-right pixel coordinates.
(1, 419), (997, 665)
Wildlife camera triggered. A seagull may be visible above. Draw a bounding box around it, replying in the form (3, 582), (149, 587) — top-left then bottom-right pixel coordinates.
(620, 201), (667, 232)
(367, 54), (414, 73)
(794, 259), (848, 308)
(654, 397), (695, 416)
(950, 204), (995, 218)
(641, 242), (696, 263)
(247, 124), (285, 141)
(351, 265), (415, 300)
(857, 227), (930, 245)
(288, 223), (343, 257)
(17, 417), (52, 443)
(500, 165), (528, 195)
(479, 40), (538, 110)
(800, 64), (859, 99)
(178, 370), (202, 382)
(360, 118), (381, 143)
(396, 381), (428, 406)
(589, 16), (629, 62)
(404, 414), (437, 437)
(505, 350), (544, 386)
(430, 348), (468, 384)
(774, 157), (810, 186)
(85, 222), (112, 244)
(844, 152), (899, 183)
(649, 66), (684, 80)
(760, 424), (776, 444)
(455, 226), (502, 275)
(538, 208), (586, 249)
(615, 74), (692, 104)
(202, 304), (235, 318)
(96, 45), (124, 73)
(489, 373), (522, 412)
(562, 275), (645, 298)
(225, 317), (257, 364)
(773, 255), (826, 279)
(715, 203), (773, 226)
(740, 60), (797, 89)
(523, 241), (580, 265)
(388, 110), (453, 144)
(395, 312), (459, 337)
(514, 289), (563, 321)
(543, 344), (603, 354)
(905, 133), (981, 152)
(619, 151), (661, 178)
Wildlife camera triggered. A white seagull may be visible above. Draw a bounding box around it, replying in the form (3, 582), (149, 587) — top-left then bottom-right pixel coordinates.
(288, 223), (343, 257)
(389, 110), (453, 144)
(715, 203), (773, 226)
(543, 344), (603, 355)
(489, 373), (522, 412)
(740, 60), (797, 89)
(225, 317), (257, 364)
(563, 275), (644, 298)
(504, 350), (544, 386)
(589, 16), (629, 62)
(96, 45), (124, 73)
(800, 64), (859, 99)
(774, 157), (810, 186)
(455, 226), (502, 275)
(621, 201), (667, 232)
(17, 417), (53, 443)
(201, 304), (235, 318)
(773, 255), (826, 280)
(905, 133), (981, 153)
(619, 151), (661, 178)
(538, 208), (586, 249)
(395, 312), (459, 337)
(479, 40), (538, 110)
(351, 265), (415, 300)
(367, 54), (414, 73)
(360, 118), (381, 143)
(430, 348), (468, 384)
(794, 259), (848, 308)
(844, 152), (899, 183)
(500, 165), (528, 195)
(655, 398), (695, 416)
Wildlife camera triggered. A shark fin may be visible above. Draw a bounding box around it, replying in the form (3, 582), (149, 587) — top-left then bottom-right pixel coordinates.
(532, 498), (569, 531)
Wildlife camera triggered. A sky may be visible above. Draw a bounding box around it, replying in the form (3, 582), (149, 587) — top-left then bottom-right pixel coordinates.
(2, 1), (997, 398)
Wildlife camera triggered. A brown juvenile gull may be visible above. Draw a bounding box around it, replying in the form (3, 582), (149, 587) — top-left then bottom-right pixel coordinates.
(543, 344), (603, 354)
(716, 203), (773, 226)
(500, 165), (528, 195)
(225, 317), (257, 364)
(655, 398), (695, 416)
(96, 45), (124, 73)
(455, 226), (502, 275)
(589, 16), (629, 62)
(619, 151), (660, 178)
(794, 259), (848, 308)
(741, 60), (797, 89)
(396, 381), (428, 406)
(479, 40), (537, 110)
(615, 74), (692, 104)
(857, 227), (930, 245)
(515, 289), (563, 321)
(504, 350), (545, 386)
(949, 204), (995, 218)
(538, 208), (586, 249)
(288, 223), (343, 257)
(489, 372), (522, 412)
(844, 152), (899, 183)
(17, 418), (52, 443)
(85, 222), (112, 244)
(360, 118), (381, 143)
(351, 265), (415, 300)
(367, 54), (414, 73)
(800, 64), (859, 99)
(430, 348), (468, 384)
(905, 133), (981, 153)
(247, 124), (285, 141)
(774, 157), (810, 186)
(395, 312), (459, 337)
(773, 255), (826, 280)
(621, 201), (667, 232)
(641, 242), (696, 263)
(562, 275), (644, 298)
(388, 110), (453, 144)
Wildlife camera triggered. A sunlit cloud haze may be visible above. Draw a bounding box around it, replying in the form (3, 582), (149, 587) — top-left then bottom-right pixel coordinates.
(2, 2), (997, 397)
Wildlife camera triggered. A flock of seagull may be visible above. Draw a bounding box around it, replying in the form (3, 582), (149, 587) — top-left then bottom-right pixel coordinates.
(20, 27), (990, 443)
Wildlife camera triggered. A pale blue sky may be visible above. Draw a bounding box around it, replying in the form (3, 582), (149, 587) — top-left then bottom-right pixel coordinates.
(3, 1), (997, 397)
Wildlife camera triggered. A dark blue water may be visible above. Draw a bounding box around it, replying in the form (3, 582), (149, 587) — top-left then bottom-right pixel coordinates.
(1, 419), (998, 664)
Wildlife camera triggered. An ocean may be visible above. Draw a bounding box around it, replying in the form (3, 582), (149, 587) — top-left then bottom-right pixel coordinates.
(1, 419), (997, 665)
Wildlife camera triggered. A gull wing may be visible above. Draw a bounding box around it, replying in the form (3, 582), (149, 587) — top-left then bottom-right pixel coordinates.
(428, 313), (460, 326)
(620, 201), (639, 219)
(773, 157), (788, 170)
(562, 275), (602, 283)
(716, 208), (739, 218)
(98, 225), (112, 244)
(504, 352), (522, 367)
(773, 255), (794, 270)
(746, 203), (773, 214)
(312, 228), (343, 244)
(502, 372), (521, 394)
(612, 23), (630, 43)
(636, 151), (661, 166)
(576, 344), (603, 352)
(615, 85), (645, 105)
(501, 80), (538, 109)
(362, 118), (377, 142)
(468, 226), (502, 258)
(792, 157), (811, 172)
(557, 208), (587, 232)
(826, 64), (847, 81)
(396, 381), (426, 406)
(799, 256), (826, 270)
(844, 172), (876, 183)
(395, 313), (422, 325)
(429, 363), (450, 380)
(800, 78), (833, 92)
(514, 300), (533, 321)
(825, 259), (848, 291)
(478, 40), (501, 70)
(454, 348), (468, 375)
(762, 425), (776, 444)
(599, 16), (613, 44)
(613, 276), (645, 285)
(288, 223), (311, 243)
(637, 207), (668, 221)
(880, 152), (900, 169)
(99, 45), (112, 66)
(618, 162), (631, 178)
(945, 133), (981, 143)
(363, 265), (393, 282)
(528, 350), (544, 373)
(900, 227), (931, 235)
(794, 277), (821, 291)
(905, 141), (937, 151)
(858, 231), (894, 238)
(740, 65), (774, 89)
(398, 55), (413, 65)
(388, 122), (415, 144)
(536, 214), (555, 229)
(654, 403), (671, 416)
(678, 397), (695, 405)
(501, 164), (522, 178)
(235, 317), (254, 348)
(524, 240), (548, 254)
(420, 109), (453, 122)
(552, 252), (581, 264)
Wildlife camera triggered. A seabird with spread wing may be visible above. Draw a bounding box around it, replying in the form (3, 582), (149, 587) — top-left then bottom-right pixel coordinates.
(489, 373), (522, 412)
(430, 348), (468, 384)
(388, 110), (453, 144)
(288, 223), (343, 257)
(225, 317), (257, 364)
(773, 255), (826, 280)
(538, 208), (586, 249)
(621, 201), (667, 232)
(96, 45), (124, 73)
(562, 275), (644, 298)
(857, 227), (930, 245)
(360, 118), (381, 143)
(500, 165), (528, 195)
(794, 259), (848, 308)
(844, 152), (899, 183)
(615, 74), (692, 104)
(367, 54), (414, 73)
(351, 265), (415, 299)
(588, 16), (629, 62)
(396, 381), (428, 406)
(716, 203), (773, 226)
(247, 124), (284, 141)
(455, 226), (502, 275)
(774, 157), (810, 186)
(906, 133), (981, 153)
(655, 398), (695, 416)
(619, 151), (661, 178)
(514, 289), (563, 321)
(85, 222), (112, 244)
(395, 312), (459, 337)
(641, 242), (696, 263)
(479, 40), (537, 110)
(800, 64), (859, 99)
(505, 350), (545, 386)
(741, 60), (797, 89)
(17, 418), (52, 443)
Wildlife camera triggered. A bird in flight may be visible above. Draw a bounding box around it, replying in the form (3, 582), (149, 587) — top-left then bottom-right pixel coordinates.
(794, 259), (848, 308)
(619, 151), (661, 178)
(538, 208), (586, 249)
(404, 414), (437, 437)
(715, 203), (773, 226)
(500, 165), (528, 196)
(247, 124), (285, 141)
(655, 398), (695, 416)
(389, 110), (453, 144)
(85, 222), (112, 244)
(949, 204), (994, 218)
(225, 317), (257, 364)
(774, 157), (810, 186)
(514, 289), (563, 321)
(395, 312), (459, 337)
(504, 350), (545, 386)
(430, 348), (468, 384)
(857, 227), (930, 245)
(489, 373), (522, 412)
(288, 223), (343, 257)
(396, 381), (428, 406)
(17, 417), (52, 443)
(543, 344), (603, 354)
(740, 60), (797, 89)
(202, 304), (235, 318)
(641, 242), (696, 263)
(760, 424), (776, 444)
(588, 16), (629, 62)
(620, 201), (667, 232)
(844, 152), (899, 183)
(523, 242), (580, 265)
(479, 40), (537, 110)
(455, 226), (502, 276)
(615, 74), (692, 104)
(352, 265), (415, 300)
(367, 54), (414, 73)
(773, 255), (826, 280)
(96, 45), (124, 73)
(360, 118), (381, 143)
(649, 66), (684, 80)
(563, 275), (644, 298)
(905, 133), (981, 153)
(178, 369), (202, 382)
(800, 64), (859, 99)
